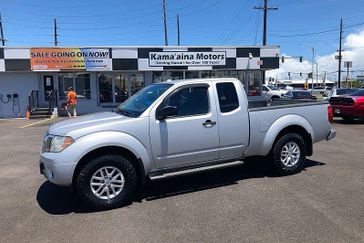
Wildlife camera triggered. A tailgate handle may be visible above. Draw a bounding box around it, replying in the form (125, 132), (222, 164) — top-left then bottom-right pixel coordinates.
(202, 120), (216, 127)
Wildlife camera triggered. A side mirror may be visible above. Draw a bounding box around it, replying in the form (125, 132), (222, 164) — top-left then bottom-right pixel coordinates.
(156, 106), (177, 120)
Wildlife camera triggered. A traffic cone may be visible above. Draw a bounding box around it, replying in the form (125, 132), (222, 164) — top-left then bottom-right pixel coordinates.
(25, 106), (30, 120)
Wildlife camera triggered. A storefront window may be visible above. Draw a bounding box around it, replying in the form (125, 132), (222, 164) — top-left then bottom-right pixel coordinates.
(152, 71), (183, 83)
(98, 74), (113, 103)
(99, 72), (145, 104)
(185, 71), (199, 79)
(58, 73), (73, 100)
(115, 74), (129, 103)
(247, 71), (262, 96)
(75, 73), (91, 99)
(129, 73), (145, 95)
(201, 71), (216, 78)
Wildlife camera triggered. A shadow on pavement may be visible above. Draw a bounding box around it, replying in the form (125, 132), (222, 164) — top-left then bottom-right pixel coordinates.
(36, 158), (325, 215)
(334, 117), (364, 125)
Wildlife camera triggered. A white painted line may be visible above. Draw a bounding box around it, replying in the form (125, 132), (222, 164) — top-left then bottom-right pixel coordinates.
(19, 118), (53, 129)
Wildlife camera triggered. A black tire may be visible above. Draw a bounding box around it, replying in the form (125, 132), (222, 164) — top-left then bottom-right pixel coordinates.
(75, 154), (137, 210)
(271, 133), (306, 175)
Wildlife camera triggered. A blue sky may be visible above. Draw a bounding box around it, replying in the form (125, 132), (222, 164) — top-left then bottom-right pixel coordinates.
(0, 0), (363, 64)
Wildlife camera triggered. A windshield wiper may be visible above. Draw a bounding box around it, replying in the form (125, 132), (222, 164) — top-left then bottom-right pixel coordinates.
(115, 108), (132, 117)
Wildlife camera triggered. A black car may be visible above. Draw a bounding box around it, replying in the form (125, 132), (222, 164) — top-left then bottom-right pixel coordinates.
(282, 90), (317, 100)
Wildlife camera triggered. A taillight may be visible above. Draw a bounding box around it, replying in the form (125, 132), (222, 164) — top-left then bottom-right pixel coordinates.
(328, 105), (333, 123)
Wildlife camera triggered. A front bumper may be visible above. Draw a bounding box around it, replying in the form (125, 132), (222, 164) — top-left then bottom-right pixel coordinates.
(39, 153), (77, 186)
(326, 128), (336, 141)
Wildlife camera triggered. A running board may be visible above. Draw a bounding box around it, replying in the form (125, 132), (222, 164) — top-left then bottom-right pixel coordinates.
(149, 160), (244, 180)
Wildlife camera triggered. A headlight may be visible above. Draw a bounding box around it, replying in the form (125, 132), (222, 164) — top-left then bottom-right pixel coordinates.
(42, 135), (74, 153)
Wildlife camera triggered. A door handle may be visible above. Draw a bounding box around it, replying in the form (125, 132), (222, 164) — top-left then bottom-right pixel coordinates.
(202, 120), (217, 127)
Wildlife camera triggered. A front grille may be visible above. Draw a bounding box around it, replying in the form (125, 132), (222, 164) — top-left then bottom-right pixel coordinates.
(329, 97), (355, 106)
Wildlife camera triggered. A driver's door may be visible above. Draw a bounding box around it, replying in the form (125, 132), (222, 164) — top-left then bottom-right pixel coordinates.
(149, 84), (220, 169)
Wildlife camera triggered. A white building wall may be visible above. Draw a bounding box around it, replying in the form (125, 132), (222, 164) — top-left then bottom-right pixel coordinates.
(0, 72), (38, 118)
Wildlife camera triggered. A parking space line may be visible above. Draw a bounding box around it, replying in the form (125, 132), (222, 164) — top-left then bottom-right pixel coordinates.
(19, 118), (53, 128)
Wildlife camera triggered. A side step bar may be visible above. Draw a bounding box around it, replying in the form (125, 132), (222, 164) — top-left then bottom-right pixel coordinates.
(149, 160), (244, 180)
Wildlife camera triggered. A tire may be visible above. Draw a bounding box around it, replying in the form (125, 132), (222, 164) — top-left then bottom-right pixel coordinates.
(271, 133), (306, 175)
(75, 154), (137, 210)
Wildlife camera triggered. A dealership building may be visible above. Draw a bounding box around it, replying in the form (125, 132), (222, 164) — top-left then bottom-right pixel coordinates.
(0, 46), (279, 118)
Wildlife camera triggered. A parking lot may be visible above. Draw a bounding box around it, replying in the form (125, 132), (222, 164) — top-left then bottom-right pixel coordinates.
(0, 117), (363, 243)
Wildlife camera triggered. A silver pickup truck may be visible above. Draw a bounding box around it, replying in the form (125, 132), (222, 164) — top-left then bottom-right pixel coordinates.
(40, 78), (336, 209)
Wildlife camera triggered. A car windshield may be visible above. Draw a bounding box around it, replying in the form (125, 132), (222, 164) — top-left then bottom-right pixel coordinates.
(350, 90), (364, 96)
(115, 83), (173, 117)
(268, 85), (278, 90)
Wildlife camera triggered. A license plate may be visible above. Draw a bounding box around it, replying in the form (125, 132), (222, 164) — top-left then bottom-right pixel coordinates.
(335, 109), (340, 114)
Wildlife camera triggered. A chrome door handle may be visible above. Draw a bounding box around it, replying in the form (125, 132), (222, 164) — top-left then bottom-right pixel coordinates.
(202, 120), (217, 127)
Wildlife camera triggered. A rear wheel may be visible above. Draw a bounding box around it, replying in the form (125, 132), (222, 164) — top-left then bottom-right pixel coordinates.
(75, 154), (137, 210)
(271, 133), (306, 175)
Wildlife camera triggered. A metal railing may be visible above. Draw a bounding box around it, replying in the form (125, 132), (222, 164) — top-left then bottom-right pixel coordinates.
(28, 90), (39, 111)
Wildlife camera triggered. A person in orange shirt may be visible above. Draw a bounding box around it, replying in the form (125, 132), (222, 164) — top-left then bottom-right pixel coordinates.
(67, 87), (77, 118)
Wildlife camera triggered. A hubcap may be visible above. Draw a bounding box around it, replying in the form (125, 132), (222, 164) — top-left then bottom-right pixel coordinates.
(90, 166), (125, 200)
(280, 142), (301, 167)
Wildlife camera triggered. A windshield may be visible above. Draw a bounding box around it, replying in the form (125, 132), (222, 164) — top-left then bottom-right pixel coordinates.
(116, 83), (173, 117)
(267, 85), (278, 90)
(350, 90), (364, 96)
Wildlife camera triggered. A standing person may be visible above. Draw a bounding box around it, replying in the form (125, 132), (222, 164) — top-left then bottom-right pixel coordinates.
(67, 87), (77, 118)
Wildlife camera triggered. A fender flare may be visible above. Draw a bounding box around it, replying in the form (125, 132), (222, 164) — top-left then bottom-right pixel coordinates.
(72, 131), (153, 175)
(260, 114), (314, 155)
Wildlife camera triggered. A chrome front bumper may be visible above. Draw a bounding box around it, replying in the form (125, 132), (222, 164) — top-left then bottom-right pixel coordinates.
(326, 128), (337, 141)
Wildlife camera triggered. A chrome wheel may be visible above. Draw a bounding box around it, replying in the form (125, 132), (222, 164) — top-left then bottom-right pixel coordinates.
(280, 142), (301, 167)
(90, 166), (125, 200)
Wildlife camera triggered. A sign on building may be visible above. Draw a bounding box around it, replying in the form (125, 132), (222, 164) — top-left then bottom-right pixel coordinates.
(149, 51), (226, 67)
(30, 48), (112, 71)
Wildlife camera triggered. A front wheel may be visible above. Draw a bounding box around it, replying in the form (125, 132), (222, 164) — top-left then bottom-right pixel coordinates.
(271, 133), (306, 175)
(75, 154), (137, 210)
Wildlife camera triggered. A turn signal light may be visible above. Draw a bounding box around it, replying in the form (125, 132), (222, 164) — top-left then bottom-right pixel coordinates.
(328, 105), (333, 123)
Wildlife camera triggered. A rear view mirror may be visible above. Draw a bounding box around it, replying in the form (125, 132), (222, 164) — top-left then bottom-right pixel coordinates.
(156, 106), (177, 120)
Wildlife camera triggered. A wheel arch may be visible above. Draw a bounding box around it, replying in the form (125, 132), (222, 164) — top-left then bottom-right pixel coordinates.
(72, 145), (146, 191)
(261, 115), (314, 156)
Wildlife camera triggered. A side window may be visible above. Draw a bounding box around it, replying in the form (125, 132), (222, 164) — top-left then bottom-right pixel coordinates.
(263, 86), (269, 92)
(161, 86), (209, 117)
(216, 82), (239, 113)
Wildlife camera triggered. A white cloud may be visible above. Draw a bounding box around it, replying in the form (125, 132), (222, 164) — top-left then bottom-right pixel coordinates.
(266, 28), (364, 81)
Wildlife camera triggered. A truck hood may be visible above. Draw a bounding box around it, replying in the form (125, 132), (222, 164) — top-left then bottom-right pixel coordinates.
(48, 112), (128, 137)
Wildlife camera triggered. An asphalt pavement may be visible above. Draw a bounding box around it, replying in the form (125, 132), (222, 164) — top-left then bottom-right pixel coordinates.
(0, 117), (363, 243)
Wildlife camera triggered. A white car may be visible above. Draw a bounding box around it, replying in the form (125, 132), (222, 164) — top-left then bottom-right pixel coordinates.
(262, 85), (287, 100)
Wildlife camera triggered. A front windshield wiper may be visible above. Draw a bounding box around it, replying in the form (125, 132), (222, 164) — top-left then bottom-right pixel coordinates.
(115, 108), (132, 117)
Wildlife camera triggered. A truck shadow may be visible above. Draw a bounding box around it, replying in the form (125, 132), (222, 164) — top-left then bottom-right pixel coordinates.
(36, 158), (325, 215)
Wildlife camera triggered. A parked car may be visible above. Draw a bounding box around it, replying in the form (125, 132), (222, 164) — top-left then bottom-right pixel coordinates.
(329, 89), (364, 121)
(282, 90), (317, 101)
(311, 86), (332, 96)
(324, 88), (359, 100)
(262, 84), (286, 100)
(39, 78), (336, 210)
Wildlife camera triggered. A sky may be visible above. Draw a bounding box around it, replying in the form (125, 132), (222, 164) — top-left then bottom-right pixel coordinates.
(0, 0), (364, 80)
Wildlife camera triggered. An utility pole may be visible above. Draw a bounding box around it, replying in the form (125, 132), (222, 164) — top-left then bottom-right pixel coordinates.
(312, 46), (315, 89)
(54, 18), (58, 46)
(338, 18), (343, 88)
(162, 0), (168, 46)
(177, 14), (180, 46)
(254, 0), (278, 46)
(0, 12), (5, 46)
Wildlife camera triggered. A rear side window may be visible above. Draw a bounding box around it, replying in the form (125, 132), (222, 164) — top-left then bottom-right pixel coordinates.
(216, 82), (239, 113)
(161, 86), (209, 117)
